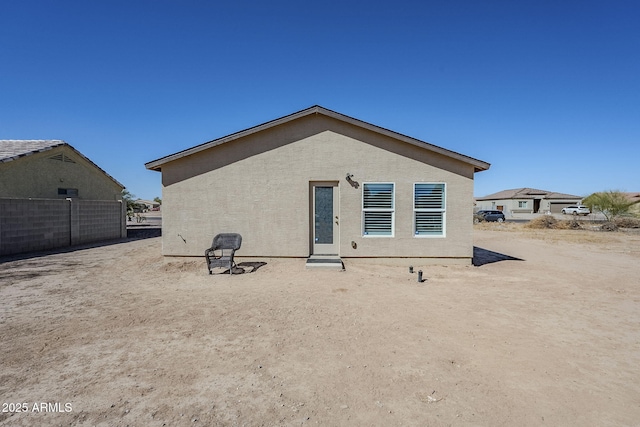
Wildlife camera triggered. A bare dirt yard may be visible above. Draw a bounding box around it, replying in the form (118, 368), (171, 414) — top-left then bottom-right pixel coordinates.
(1, 224), (639, 426)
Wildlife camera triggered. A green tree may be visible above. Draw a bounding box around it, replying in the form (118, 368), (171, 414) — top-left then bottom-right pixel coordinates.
(121, 190), (136, 211)
(583, 190), (638, 222)
(153, 196), (162, 205)
(121, 190), (145, 221)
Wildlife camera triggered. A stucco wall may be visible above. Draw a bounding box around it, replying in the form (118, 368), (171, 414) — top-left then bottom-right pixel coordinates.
(476, 199), (524, 215)
(476, 199), (581, 215)
(0, 198), (126, 256)
(160, 115), (476, 262)
(0, 146), (122, 200)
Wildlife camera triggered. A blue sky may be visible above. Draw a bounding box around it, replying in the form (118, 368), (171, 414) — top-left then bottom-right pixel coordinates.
(1, 0), (638, 200)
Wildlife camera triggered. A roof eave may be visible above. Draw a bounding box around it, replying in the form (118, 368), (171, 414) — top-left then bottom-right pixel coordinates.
(316, 107), (490, 172)
(145, 106), (321, 171)
(0, 141), (65, 163)
(144, 105), (491, 173)
(64, 144), (126, 190)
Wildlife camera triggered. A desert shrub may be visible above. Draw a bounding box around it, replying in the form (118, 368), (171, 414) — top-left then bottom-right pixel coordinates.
(599, 222), (619, 232)
(554, 219), (583, 230)
(614, 216), (640, 228)
(526, 215), (557, 229)
(584, 190), (638, 222)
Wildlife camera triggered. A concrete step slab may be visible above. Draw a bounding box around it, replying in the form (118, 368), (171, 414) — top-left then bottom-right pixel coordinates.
(305, 256), (344, 270)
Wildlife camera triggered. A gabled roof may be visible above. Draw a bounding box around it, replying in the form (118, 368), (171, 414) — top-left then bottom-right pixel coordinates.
(0, 139), (66, 162)
(0, 140), (125, 189)
(145, 105), (491, 172)
(622, 192), (640, 202)
(476, 187), (582, 201)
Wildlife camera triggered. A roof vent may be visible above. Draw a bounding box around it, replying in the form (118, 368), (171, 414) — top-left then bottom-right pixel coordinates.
(49, 153), (76, 163)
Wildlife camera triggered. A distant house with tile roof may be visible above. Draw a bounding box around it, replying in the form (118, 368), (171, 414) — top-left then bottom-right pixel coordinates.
(0, 140), (124, 200)
(622, 192), (640, 216)
(475, 188), (583, 215)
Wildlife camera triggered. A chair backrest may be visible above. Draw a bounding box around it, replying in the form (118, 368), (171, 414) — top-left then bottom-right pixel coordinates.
(212, 233), (242, 251)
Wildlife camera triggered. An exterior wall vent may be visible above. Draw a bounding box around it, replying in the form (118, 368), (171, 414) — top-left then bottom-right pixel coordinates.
(49, 153), (76, 163)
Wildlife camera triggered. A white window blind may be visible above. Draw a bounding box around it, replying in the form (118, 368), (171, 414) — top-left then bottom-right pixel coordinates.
(414, 183), (445, 236)
(363, 183), (394, 236)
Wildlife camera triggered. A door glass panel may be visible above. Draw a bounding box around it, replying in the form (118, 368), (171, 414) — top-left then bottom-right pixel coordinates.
(315, 186), (333, 244)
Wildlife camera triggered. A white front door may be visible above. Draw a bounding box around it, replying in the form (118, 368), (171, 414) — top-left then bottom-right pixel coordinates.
(311, 182), (339, 255)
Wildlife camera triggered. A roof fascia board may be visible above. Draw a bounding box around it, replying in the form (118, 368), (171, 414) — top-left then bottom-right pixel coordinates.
(145, 106), (490, 172)
(0, 141), (64, 163)
(145, 107), (319, 171)
(62, 144), (125, 189)
(477, 195), (582, 201)
(316, 107), (489, 172)
(2, 140), (125, 190)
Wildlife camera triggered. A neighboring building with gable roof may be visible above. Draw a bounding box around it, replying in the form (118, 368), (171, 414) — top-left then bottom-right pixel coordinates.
(145, 105), (490, 265)
(622, 192), (640, 216)
(0, 140), (124, 200)
(0, 140), (127, 256)
(475, 187), (584, 215)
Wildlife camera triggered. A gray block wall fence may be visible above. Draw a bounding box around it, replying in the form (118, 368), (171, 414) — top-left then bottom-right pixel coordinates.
(0, 198), (126, 256)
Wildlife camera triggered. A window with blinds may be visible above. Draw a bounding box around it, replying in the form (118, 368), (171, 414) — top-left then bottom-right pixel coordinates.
(362, 183), (394, 236)
(414, 183), (445, 236)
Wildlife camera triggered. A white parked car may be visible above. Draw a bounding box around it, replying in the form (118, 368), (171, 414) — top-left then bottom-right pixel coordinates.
(561, 205), (590, 216)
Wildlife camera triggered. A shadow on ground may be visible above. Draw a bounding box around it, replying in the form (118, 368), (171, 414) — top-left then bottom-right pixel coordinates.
(127, 227), (162, 239)
(211, 262), (268, 275)
(0, 228), (162, 264)
(473, 246), (524, 267)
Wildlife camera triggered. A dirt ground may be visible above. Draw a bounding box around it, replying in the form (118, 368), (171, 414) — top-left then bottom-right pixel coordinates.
(1, 224), (639, 426)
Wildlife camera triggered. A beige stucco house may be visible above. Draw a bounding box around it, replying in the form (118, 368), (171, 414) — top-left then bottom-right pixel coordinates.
(0, 140), (124, 200)
(145, 106), (490, 264)
(623, 193), (640, 216)
(475, 188), (583, 216)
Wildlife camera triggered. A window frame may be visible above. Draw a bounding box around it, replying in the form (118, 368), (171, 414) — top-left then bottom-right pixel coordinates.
(413, 182), (446, 238)
(362, 182), (395, 237)
(58, 188), (79, 198)
(518, 201), (528, 208)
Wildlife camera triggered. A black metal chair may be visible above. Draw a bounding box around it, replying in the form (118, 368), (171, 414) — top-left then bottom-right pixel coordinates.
(205, 233), (242, 275)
